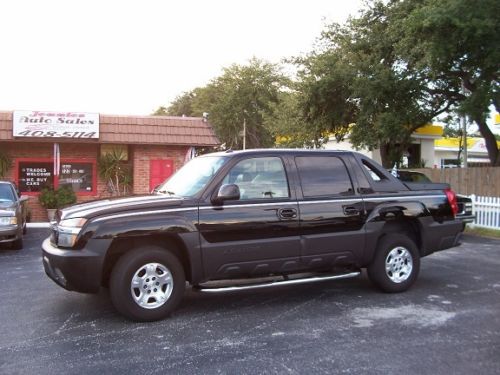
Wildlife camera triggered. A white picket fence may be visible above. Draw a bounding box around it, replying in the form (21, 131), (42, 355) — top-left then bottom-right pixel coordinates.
(470, 195), (500, 229)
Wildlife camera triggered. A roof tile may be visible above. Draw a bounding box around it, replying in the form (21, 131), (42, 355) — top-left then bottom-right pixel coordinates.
(0, 111), (219, 146)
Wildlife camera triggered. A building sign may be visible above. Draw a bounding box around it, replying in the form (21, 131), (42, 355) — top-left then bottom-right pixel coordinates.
(13, 110), (99, 139)
(469, 139), (488, 153)
(18, 161), (54, 192)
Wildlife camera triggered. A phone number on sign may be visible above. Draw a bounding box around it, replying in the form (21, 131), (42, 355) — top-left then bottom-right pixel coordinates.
(16, 130), (97, 138)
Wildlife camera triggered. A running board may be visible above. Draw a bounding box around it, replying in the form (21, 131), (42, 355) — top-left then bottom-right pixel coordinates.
(194, 271), (361, 293)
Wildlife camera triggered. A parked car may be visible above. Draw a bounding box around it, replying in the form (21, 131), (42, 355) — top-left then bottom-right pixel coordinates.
(391, 169), (475, 224)
(43, 150), (464, 321)
(0, 181), (29, 249)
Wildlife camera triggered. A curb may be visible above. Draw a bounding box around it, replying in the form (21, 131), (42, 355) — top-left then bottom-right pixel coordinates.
(27, 223), (51, 229)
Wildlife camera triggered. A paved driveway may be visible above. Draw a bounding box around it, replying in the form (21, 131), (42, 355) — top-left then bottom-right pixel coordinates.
(0, 229), (499, 374)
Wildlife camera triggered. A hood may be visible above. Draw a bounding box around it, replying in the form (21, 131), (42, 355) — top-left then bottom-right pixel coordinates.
(59, 194), (184, 221)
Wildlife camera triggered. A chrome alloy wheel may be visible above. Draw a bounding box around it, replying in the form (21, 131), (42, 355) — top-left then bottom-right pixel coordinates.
(385, 247), (413, 283)
(130, 263), (174, 309)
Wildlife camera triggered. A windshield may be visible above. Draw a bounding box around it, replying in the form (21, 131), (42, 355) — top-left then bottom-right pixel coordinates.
(156, 156), (227, 197)
(0, 184), (15, 202)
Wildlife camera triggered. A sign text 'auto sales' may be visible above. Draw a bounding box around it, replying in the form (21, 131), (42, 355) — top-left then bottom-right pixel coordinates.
(13, 110), (99, 139)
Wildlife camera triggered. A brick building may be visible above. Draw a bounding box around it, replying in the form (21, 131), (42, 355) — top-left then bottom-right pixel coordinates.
(0, 111), (219, 221)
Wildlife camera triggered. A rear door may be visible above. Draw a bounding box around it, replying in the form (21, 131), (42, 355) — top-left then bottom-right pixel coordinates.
(198, 156), (301, 279)
(294, 155), (366, 268)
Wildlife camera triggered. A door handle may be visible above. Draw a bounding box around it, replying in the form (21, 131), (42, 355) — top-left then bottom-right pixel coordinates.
(278, 208), (297, 219)
(343, 206), (361, 216)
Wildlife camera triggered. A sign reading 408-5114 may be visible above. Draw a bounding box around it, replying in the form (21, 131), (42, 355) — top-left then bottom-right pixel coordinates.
(13, 110), (99, 139)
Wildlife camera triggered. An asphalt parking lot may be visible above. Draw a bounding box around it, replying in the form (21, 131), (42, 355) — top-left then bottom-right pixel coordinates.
(0, 229), (499, 375)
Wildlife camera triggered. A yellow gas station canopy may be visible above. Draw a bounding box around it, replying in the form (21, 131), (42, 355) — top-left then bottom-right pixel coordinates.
(414, 124), (444, 137)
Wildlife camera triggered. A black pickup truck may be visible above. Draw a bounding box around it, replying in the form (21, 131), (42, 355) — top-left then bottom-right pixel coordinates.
(42, 150), (463, 321)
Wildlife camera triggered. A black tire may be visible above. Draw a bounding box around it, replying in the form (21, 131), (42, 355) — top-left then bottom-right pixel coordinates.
(11, 237), (23, 250)
(367, 233), (420, 293)
(110, 246), (185, 322)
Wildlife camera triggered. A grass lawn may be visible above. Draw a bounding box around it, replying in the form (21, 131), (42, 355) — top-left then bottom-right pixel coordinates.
(465, 226), (500, 239)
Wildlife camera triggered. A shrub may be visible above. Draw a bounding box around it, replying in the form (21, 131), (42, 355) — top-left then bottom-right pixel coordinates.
(39, 187), (57, 209)
(38, 186), (77, 209)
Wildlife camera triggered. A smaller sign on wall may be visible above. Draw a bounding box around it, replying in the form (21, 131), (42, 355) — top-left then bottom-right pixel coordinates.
(59, 162), (94, 193)
(13, 110), (99, 139)
(18, 161), (54, 192)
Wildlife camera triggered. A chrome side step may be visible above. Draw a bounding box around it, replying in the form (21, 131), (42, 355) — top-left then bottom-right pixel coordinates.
(194, 271), (361, 293)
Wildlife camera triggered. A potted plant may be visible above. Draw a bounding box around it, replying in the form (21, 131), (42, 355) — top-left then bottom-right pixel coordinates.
(39, 185), (77, 222)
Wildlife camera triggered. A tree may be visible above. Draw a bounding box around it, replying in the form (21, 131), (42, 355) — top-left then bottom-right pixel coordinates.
(152, 106), (168, 116)
(298, 1), (452, 167)
(395, 0), (500, 165)
(153, 90), (200, 117)
(192, 58), (289, 149)
(297, 49), (357, 148)
(154, 59), (289, 149)
(263, 90), (327, 148)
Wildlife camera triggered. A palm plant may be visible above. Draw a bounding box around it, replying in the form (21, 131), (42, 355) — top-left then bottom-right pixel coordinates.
(0, 151), (11, 178)
(98, 148), (132, 196)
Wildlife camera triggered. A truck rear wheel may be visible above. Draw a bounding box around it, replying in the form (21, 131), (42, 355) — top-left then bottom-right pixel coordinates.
(367, 234), (420, 293)
(110, 246), (185, 322)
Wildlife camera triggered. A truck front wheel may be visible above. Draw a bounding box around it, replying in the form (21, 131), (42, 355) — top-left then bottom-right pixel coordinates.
(367, 234), (420, 293)
(110, 246), (185, 321)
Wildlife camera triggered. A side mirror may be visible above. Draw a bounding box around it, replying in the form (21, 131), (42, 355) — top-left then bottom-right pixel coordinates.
(213, 184), (240, 205)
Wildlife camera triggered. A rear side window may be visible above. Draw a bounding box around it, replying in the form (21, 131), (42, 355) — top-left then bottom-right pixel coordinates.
(295, 156), (354, 197)
(362, 160), (387, 182)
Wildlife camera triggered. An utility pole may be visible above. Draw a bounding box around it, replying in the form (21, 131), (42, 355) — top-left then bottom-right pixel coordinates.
(462, 115), (468, 168)
(243, 118), (246, 150)
(461, 81), (468, 168)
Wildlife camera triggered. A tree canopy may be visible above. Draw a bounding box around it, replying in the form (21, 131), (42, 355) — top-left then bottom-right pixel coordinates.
(298, 1), (458, 167)
(155, 0), (499, 165)
(394, 0), (500, 165)
(154, 59), (291, 149)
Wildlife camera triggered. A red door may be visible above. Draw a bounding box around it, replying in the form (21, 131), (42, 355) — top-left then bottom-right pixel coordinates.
(150, 159), (174, 192)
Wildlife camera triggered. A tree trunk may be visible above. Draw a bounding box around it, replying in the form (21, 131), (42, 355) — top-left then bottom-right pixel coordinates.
(474, 116), (500, 166)
(379, 142), (406, 168)
(379, 144), (390, 168)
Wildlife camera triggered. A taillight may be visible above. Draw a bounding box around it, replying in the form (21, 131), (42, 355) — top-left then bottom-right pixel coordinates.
(445, 188), (459, 216)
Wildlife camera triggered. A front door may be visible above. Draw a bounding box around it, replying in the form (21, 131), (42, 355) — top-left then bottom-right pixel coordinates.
(198, 156), (301, 279)
(150, 159), (173, 192)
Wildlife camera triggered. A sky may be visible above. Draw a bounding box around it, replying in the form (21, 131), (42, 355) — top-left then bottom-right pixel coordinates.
(0, 0), (363, 116)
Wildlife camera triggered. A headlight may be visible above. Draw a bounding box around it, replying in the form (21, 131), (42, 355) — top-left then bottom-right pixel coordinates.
(0, 216), (17, 225)
(57, 218), (87, 248)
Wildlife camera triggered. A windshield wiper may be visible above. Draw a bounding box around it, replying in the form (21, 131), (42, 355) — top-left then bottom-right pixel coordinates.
(158, 190), (176, 196)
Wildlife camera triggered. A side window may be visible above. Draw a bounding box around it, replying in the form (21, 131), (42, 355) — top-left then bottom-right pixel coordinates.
(222, 157), (290, 200)
(295, 156), (353, 197)
(362, 160), (387, 182)
(0, 184), (15, 202)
